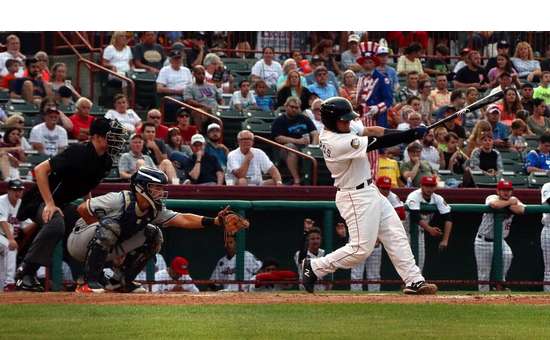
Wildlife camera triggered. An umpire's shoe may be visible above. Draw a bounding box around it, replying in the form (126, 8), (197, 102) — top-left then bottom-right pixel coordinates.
(301, 258), (317, 293)
(15, 267), (44, 292)
(124, 281), (147, 293)
(76, 281), (105, 293)
(403, 281), (438, 295)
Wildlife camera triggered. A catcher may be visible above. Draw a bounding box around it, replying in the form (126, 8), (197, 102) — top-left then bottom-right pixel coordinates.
(67, 166), (249, 293)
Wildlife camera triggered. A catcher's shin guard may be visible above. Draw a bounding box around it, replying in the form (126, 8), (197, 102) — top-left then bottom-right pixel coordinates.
(122, 225), (163, 283)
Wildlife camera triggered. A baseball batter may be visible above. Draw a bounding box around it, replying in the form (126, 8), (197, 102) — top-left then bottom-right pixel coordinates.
(474, 179), (524, 292)
(302, 97), (437, 295)
(541, 182), (550, 292)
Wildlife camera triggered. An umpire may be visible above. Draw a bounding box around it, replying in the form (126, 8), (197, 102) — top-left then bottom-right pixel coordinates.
(15, 118), (127, 291)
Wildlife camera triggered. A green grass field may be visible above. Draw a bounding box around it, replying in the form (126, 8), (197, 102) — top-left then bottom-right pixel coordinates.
(2, 302), (550, 339)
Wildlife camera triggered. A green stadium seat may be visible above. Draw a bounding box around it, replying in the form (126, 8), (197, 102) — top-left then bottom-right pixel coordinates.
(5, 99), (39, 114)
(437, 170), (463, 188)
(243, 109), (276, 121)
(22, 113), (43, 128)
(216, 110), (247, 149)
(26, 153), (50, 166)
(501, 171), (529, 188)
(0, 90), (9, 103)
(528, 172), (550, 188)
(499, 150), (523, 162)
(241, 117), (272, 137)
(302, 145), (332, 186)
(525, 136), (539, 150)
(470, 170), (498, 187)
(502, 159), (526, 174)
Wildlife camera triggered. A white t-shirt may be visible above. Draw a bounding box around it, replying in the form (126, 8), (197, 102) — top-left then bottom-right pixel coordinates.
(156, 65), (193, 92)
(0, 51), (24, 77)
(29, 123), (68, 156)
(319, 128), (371, 189)
(229, 90), (257, 110)
(152, 269), (199, 293)
(104, 109), (141, 133)
(251, 60), (283, 88)
(478, 194), (524, 239)
(0, 194), (20, 237)
(226, 147), (274, 185)
(403, 145), (441, 171)
(406, 189), (451, 223)
(209, 251), (262, 292)
(103, 45), (133, 74)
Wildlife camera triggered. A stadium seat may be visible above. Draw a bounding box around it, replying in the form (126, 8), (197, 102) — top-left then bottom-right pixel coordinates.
(5, 99), (39, 114)
(26, 153), (50, 166)
(241, 117), (272, 138)
(302, 145), (332, 186)
(0, 90), (9, 104)
(216, 110), (247, 149)
(525, 136), (539, 150)
(437, 169), (463, 188)
(502, 159), (526, 174)
(470, 170), (498, 187)
(22, 113), (43, 128)
(528, 172), (550, 188)
(501, 171), (529, 188)
(129, 70), (158, 110)
(499, 149), (523, 162)
(243, 109), (277, 121)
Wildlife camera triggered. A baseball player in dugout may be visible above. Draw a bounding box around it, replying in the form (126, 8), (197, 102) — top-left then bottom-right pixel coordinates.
(541, 182), (550, 292)
(475, 179), (524, 292)
(405, 176), (453, 273)
(15, 118), (128, 292)
(301, 96), (437, 295)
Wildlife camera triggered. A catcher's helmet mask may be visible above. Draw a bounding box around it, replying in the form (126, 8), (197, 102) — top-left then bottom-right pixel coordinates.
(106, 119), (128, 157)
(131, 167), (169, 213)
(320, 97), (358, 133)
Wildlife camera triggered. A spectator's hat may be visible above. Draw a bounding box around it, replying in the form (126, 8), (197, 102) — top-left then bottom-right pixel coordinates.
(191, 134), (205, 145)
(207, 123), (221, 133)
(460, 48), (471, 56)
(171, 256), (189, 275)
(357, 41), (380, 66)
(497, 40), (510, 49)
(497, 179), (513, 190)
(376, 176), (392, 189)
(420, 176), (438, 187)
(348, 34), (360, 44)
(521, 82), (534, 89)
(192, 31), (207, 40)
(376, 46), (390, 56)
(310, 55), (324, 66)
(177, 107), (190, 117)
(8, 179), (25, 190)
(129, 133), (143, 140)
(44, 106), (61, 116)
(486, 104), (501, 115)
(169, 49), (183, 59)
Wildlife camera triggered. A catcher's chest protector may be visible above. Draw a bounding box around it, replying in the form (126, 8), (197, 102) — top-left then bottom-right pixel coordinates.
(119, 191), (157, 240)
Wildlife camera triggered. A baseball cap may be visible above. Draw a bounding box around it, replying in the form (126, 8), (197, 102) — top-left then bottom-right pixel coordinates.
(420, 176), (437, 187)
(191, 134), (205, 144)
(376, 46), (389, 55)
(314, 65), (328, 76)
(45, 106), (61, 115)
(8, 179), (25, 190)
(460, 48), (471, 56)
(171, 256), (189, 275)
(177, 107), (190, 117)
(129, 133), (143, 141)
(169, 49), (183, 58)
(497, 40), (510, 49)
(207, 123), (221, 132)
(192, 31), (207, 40)
(487, 104), (501, 115)
(521, 82), (534, 89)
(348, 34), (360, 43)
(497, 179), (513, 190)
(376, 176), (392, 189)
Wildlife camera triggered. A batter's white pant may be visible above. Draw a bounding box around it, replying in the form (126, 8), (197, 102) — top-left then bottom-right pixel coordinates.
(474, 236), (513, 292)
(311, 184), (424, 286)
(0, 234), (17, 290)
(541, 226), (550, 292)
(350, 245), (382, 291)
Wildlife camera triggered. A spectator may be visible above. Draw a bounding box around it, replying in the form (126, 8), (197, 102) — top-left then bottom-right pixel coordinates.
(511, 41), (541, 82)
(307, 66), (338, 100)
(152, 256), (199, 293)
(397, 110), (422, 131)
(405, 175), (453, 272)
(0, 179), (26, 291)
(339, 70), (358, 107)
(0, 35), (24, 77)
(487, 54), (518, 87)
(136, 109), (169, 140)
(525, 132), (550, 174)
(184, 65), (223, 128)
(403, 130), (440, 170)
(430, 74), (451, 110)
(442, 107), (467, 144)
(26, 51), (50, 82)
(226, 130), (282, 186)
(469, 131), (503, 177)
(509, 119), (529, 154)
(175, 108), (198, 145)
(49, 62), (79, 103)
(312, 39), (341, 76)
(475, 180), (524, 292)
(452, 47), (471, 75)
(29, 107), (68, 156)
(276, 70), (312, 111)
(165, 127), (192, 158)
(376, 46), (399, 92)
(0, 59), (19, 91)
(272, 97), (319, 185)
(485, 40), (512, 71)
(294, 227), (328, 292)
(230, 79), (257, 112)
(534, 71), (550, 106)
(186, 31), (208, 68)
(202, 53), (224, 87)
(305, 98), (324, 132)
(276, 58), (308, 90)
(252, 79), (274, 112)
(484, 104), (509, 148)
(465, 120), (493, 156)
(520, 83), (536, 115)
(396, 43), (424, 76)
(184, 134), (223, 185)
(463, 87), (483, 130)
(132, 31), (165, 74)
(118, 133), (156, 179)
(141, 122), (179, 184)
(2, 115), (31, 151)
(453, 50), (488, 91)
(341, 34), (362, 71)
(209, 234), (262, 292)
(497, 87), (523, 126)
(251, 47), (283, 89)
(40, 97), (72, 133)
(434, 126), (448, 152)
(441, 132), (468, 174)
(156, 49), (193, 99)
(401, 142), (438, 187)
(102, 31), (133, 91)
(424, 44), (450, 76)
(396, 71), (420, 104)
(0, 126), (26, 180)
(304, 55), (339, 88)
(418, 79), (434, 124)
(205, 123), (229, 169)
(104, 93), (141, 133)
(377, 148), (403, 188)
(10, 58), (52, 106)
(541, 44), (550, 72)
(527, 99), (550, 138)
(489, 72), (518, 97)
(69, 97), (94, 141)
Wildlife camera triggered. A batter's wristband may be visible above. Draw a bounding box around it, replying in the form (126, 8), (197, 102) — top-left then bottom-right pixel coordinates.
(202, 217), (217, 228)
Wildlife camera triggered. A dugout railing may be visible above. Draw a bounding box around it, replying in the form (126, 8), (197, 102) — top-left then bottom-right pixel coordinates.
(48, 200), (550, 291)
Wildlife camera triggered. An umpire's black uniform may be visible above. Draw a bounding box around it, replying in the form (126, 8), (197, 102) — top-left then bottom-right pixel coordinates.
(16, 142), (112, 291)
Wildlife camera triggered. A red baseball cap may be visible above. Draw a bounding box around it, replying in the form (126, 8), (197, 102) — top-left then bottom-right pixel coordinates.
(420, 176), (437, 187)
(497, 179), (513, 190)
(171, 256), (189, 275)
(376, 176), (392, 189)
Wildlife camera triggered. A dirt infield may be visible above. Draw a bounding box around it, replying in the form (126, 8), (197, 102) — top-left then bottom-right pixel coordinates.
(3, 292), (550, 305)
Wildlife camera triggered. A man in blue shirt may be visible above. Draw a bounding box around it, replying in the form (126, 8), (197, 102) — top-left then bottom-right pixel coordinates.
(308, 66), (338, 100)
(376, 46), (399, 92)
(526, 133), (550, 174)
(485, 104), (510, 149)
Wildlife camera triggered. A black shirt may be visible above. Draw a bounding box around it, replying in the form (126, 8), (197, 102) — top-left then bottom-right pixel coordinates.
(479, 149), (499, 172)
(11, 77), (46, 97)
(142, 139), (167, 165)
(444, 123), (467, 139)
(271, 113), (317, 140)
(184, 153), (221, 184)
(132, 43), (166, 70)
(442, 150), (465, 174)
(17, 142), (112, 220)
(186, 46), (209, 68)
(541, 58), (550, 72)
(455, 66), (487, 85)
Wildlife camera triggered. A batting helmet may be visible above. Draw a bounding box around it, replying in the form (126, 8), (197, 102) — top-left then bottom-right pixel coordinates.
(320, 97), (358, 132)
(130, 167), (168, 212)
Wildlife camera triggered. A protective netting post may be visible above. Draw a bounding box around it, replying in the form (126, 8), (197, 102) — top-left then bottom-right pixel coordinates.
(491, 212), (504, 285)
(323, 209), (334, 252)
(51, 241), (63, 291)
(236, 209), (246, 286)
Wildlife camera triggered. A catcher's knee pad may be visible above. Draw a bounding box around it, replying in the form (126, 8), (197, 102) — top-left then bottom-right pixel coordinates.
(93, 218), (121, 251)
(143, 224), (163, 253)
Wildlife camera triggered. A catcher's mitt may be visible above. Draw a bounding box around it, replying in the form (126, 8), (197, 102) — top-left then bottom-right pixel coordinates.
(218, 206), (250, 235)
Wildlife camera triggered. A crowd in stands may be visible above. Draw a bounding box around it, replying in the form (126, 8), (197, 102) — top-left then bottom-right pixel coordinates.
(1, 31), (550, 187)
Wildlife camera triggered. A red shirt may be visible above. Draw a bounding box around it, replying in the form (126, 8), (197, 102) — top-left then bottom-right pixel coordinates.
(136, 124), (169, 141)
(179, 125), (198, 145)
(0, 74), (16, 89)
(69, 114), (95, 141)
(23, 69), (50, 82)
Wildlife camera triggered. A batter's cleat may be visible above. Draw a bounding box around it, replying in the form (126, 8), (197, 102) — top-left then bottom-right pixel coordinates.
(301, 258), (317, 293)
(403, 281), (438, 295)
(76, 281), (105, 293)
(15, 274), (44, 292)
